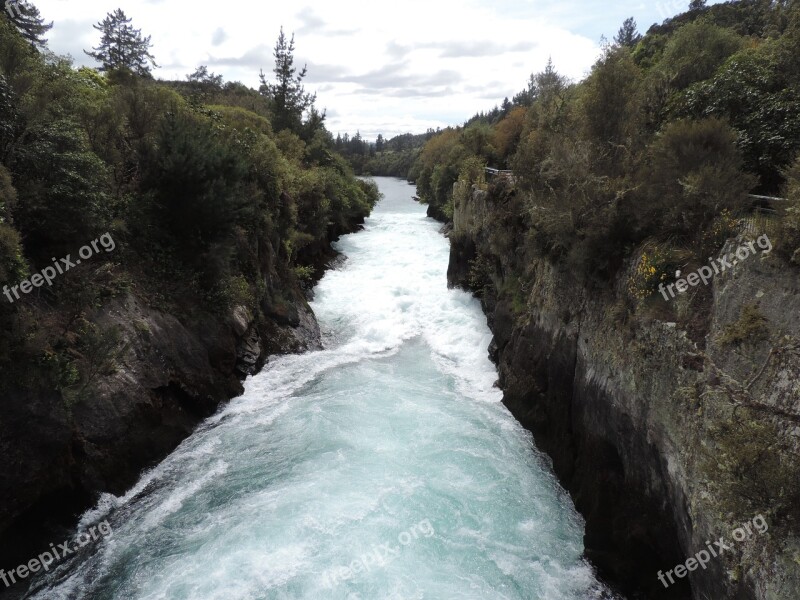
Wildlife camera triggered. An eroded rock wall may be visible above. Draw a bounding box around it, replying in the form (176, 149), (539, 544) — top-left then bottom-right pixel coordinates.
(447, 182), (800, 599)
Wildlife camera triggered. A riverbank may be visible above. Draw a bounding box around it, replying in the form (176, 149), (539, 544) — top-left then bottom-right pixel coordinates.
(444, 180), (800, 599)
(0, 202), (373, 598)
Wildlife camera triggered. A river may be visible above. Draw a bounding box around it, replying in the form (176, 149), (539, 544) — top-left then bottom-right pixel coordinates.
(25, 177), (614, 600)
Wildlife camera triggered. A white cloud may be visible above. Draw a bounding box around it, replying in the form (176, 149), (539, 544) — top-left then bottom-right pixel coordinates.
(36, 0), (724, 139)
(211, 27), (228, 47)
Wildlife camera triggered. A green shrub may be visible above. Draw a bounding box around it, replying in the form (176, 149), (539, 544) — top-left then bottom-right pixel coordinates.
(628, 244), (672, 301)
(293, 265), (314, 285)
(0, 166), (26, 283)
(579, 46), (641, 164)
(701, 208), (740, 255)
(61, 323), (125, 407)
(681, 45), (800, 190)
(635, 117), (755, 240)
(224, 274), (256, 311)
(0, 222), (27, 283)
(12, 118), (112, 261)
(467, 253), (493, 295)
(707, 410), (800, 520)
(207, 104), (274, 138)
(659, 21), (743, 90)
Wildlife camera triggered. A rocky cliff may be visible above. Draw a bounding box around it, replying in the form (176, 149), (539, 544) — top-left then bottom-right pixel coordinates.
(0, 215), (363, 592)
(446, 181), (800, 599)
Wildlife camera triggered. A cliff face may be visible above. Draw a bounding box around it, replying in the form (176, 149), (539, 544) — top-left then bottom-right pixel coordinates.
(447, 182), (800, 599)
(0, 217), (362, 584)
(426, 202), (450, 223)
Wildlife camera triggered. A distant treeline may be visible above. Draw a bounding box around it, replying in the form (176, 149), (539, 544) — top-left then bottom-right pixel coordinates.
(333, 131), (438, 178)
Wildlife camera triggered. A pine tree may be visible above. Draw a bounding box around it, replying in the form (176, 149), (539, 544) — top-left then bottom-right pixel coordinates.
(615, 17), (642, 47)
(515, 58), (568, 107)
(259, 27), (318, 134)
(85, 9), (157, 76)
(2, 0), (52, 47)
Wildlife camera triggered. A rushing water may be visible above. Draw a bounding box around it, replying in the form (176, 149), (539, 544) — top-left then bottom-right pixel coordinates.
(25, 177), (614, 600)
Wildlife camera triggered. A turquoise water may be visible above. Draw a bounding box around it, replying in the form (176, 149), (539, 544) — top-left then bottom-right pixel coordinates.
(26, 177), (613, 600)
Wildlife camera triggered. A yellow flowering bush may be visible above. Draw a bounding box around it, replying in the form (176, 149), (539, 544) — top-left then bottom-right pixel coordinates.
(702, 208), (739, 250)
(628, 246), (670, 301)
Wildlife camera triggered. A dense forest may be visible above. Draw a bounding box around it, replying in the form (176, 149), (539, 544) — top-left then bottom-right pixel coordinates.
(0, 5), (378, 395)
(369, 0), (800, 271)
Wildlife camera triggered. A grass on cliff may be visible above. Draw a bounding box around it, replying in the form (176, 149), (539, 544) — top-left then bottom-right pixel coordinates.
(705, 408), (800, 525)
(717, 304), (771, 347)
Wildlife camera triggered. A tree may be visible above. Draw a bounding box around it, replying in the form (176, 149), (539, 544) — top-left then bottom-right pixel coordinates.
(301, 106), (326, 142)
(534, 59), (569, 102)
(615, 17), (642, 47)
(12, 119), (111, 261)
(689, 0), (707, 10)
(582, 47), (640, 148)
(187, 65), (223, 88)
(85, 9), (157, 76)
(682, 46), (800, 190)
(349, 131), (365, 155)
(0, 73), (21, 163)
(2, 0), (51, 47)
(514, 58), (568, 107)
(491, 106), (527, 165)
(635, 118), (755, 237)
(660, 21), (743, 90)
(259, 27), (319, 135)
(185, 65), (223, 104)
(375, 133), (384, 152)
(139, 112), (246, 267)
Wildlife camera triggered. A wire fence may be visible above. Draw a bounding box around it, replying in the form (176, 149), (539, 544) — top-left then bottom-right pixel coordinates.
(739, 195), (795, 237)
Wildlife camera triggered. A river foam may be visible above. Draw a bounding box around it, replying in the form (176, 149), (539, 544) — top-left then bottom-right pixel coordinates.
(25, 177), (616, 600)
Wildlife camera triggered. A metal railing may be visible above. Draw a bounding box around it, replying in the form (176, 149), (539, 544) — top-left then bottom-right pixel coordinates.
(484, 167), (514, 177)
(740, 194), (794, 236)
(749, 193), (789, 202)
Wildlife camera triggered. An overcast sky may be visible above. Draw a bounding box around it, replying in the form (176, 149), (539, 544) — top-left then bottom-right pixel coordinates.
(37, 0), (720, 140)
